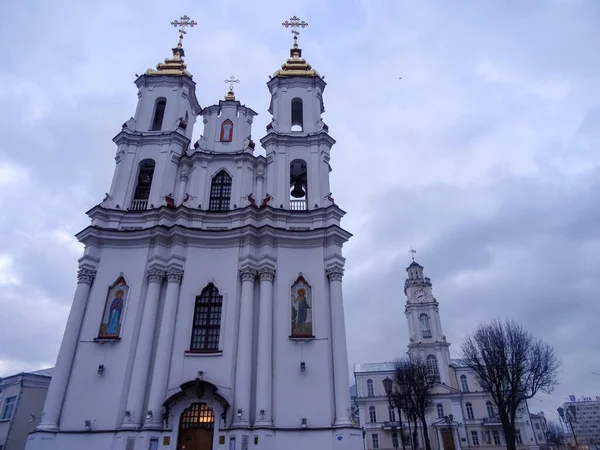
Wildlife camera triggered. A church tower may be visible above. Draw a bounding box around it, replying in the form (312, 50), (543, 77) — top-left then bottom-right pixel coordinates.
(26, 16), (362, 450)
(404, 260), (452, 385)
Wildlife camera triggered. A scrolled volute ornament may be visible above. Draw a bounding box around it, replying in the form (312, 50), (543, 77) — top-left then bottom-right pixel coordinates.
(326, 267), (344, 282)
(240, 268), (257, 282)
(147, 268), (165, 283)
(77, 268), (97, 285)
(166, 268), (184, 284)
(259, 268), (276, 282)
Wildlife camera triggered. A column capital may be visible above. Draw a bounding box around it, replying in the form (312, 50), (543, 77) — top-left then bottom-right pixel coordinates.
(77, 268), (97, 284)
(326, 267), (344, 282)
(147, 268), (165, 283)
(166, 268), (184, 284)
(240, 268), (257, 282)
(258, 268), (275, 282)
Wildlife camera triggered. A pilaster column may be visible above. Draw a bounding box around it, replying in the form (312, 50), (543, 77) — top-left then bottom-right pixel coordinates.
(37, 268), (96, 431)
(256, 171), (265, 204)
(144, 267), (183, 429)
(326, 266), (353, 427)
(121, 268), (165, 429)
(177, 170), (189, 206)
(254, 268), (275, 427)
(232, 268), (256, 426)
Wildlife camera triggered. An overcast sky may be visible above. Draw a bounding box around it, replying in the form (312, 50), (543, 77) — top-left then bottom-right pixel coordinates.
(1, 0), (599, 422)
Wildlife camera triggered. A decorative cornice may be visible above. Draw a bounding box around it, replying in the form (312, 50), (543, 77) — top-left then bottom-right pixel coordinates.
(240, 268), (257, 282)
(258, 268), (276, 282)
(77, 268), (97, 285)
(147, 268), (166, 283)
(326, 267), (344, 282)
(166, 268), (184, 284)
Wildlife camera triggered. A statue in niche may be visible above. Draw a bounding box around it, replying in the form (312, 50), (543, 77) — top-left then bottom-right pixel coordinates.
(98, 276), (129, 338)
(291, 275), (313, 337)
(220, 119), (233, 142)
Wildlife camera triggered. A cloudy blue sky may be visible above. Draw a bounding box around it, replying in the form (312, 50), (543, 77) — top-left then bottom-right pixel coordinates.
(1, 0), (599, 421)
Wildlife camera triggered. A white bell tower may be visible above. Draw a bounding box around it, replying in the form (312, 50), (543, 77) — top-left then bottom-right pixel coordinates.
(404, 260), (452, 385)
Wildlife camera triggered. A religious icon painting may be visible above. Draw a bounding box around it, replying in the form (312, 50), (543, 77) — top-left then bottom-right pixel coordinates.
(220, 119), (233, 142)
(97, 276), (129, 339)
(291, 275), (313, 337)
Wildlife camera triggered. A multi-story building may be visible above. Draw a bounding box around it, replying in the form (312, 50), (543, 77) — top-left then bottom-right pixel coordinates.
(529, 412), (549, 449)
(354, 260), (540, 450)
(0, 369), (53, 450)
(561, 399), (600, 447)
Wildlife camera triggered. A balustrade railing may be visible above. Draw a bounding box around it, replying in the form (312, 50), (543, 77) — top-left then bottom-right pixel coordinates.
(290, 199), (307, 211)
(130, 199), (148, 211)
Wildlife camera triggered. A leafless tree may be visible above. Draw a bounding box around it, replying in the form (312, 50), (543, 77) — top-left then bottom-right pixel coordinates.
(460, 319), (561, 450)
(545, 420), (566, 450)
(394, 357), (436, 450)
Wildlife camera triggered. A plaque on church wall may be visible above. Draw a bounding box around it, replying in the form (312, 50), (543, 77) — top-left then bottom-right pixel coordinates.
(97, 276), (129, 339)
(291, 275), (313, 337)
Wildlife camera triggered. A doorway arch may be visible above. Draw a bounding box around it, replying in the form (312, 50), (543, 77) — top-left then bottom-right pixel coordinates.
(177, 403), (214, 450)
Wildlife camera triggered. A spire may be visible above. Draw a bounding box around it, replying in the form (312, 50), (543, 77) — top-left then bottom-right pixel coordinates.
(273, 15), (320, 78)
(145, 15), (197, 77)
(223, 76), (240, 101)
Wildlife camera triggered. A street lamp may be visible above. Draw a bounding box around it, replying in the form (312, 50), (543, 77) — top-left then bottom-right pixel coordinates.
(383, 377), (408, 450)
(557, 406), (578, 449)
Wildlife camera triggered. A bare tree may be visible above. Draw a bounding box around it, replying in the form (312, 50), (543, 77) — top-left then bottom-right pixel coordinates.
(460, 319), (561, 450)
(394, 357), (436, 450)
(545, 420), (566, 450)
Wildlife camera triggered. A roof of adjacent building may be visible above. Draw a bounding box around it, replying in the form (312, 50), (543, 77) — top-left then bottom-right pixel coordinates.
(0, 367), (54, 382)
(355, 359), (468, 373)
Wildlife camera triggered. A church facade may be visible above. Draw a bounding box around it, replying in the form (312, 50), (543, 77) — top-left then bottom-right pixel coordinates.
(354, 261), (541, 450)
(25, 16), (362, 450)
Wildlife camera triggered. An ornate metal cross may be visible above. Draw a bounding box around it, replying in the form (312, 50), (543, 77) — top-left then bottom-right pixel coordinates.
(409, 247), (417, 261)
(170, 15), (197, 42)
(282, 15), (308, 35)
(224, 76), (240, 91)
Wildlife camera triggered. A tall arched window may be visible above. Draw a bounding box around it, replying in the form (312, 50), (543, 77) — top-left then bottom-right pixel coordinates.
(291, 97), (303, 131)
(419, 313), (432, 338)
(388, 405), (396, 422)
(209, 170), (232, 211)
(426, 355), (440, 382)
(190, 283), (223, 352)
(131, 159), (155, 210)
(486, 401), (495, 419)
(220, 119), (233, 142)
(150, 98), (166, 131)
(436, 403), (444, 419)
(369, 406), (377, 423)
(466, 402), (474, 420)
(460, 374), (469, 392)
(367, 379), (374, 397)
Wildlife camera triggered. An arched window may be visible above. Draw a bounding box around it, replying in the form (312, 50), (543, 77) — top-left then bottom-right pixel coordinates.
(486, 401), (495, 419)
(426, 355), (440, 382)
(150, 98), (166, 131)
(179, 403), (214, 429)
(466, 402), (474, 420)
(209, 170), (232, 211)
(190, 283), (223, 352)
(460, 374), (469, 392)
(131, 159), (155, 210)
(369, 406), (377, 423)
(419, 313), (432, 338)
(289, 159), (307, 210)
(436, 403), (444, 419)
(220, 119), (233, 142)
(367, 379), (374, 397)
(291, 97), (303, 131)
(388, 405), (396, 422)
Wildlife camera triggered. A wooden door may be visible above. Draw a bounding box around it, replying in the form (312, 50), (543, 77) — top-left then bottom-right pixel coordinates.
(178, 428), (214, 450)
(177, 403), (215, 450)
(441, 429), (455, 450)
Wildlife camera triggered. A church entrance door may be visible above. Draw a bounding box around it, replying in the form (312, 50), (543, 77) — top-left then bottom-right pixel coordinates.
(441, 429), (455, 450)
(177, 403), (215, 450)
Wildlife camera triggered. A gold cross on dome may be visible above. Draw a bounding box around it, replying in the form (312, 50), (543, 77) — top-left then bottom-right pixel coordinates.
(224, 76), (240, 91)
(170, 15), (197, 44)
(282, 15), (308, 35)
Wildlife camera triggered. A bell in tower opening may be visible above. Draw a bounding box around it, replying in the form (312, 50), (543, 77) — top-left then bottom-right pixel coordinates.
(290, 159), (307, 199)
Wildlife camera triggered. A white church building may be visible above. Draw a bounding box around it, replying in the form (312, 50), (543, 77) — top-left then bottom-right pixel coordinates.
(353, 261), (541, 450)
(26, 16), (362, 450)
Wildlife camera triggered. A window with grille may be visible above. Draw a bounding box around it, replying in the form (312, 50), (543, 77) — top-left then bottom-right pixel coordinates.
(1, 396), (16, 420)
(369, 406), (377, 423)
(209, 170), (232, 211)
(125, 438), (136, 450)
(466, 402), (474, 420)
(389, 405), (396, 422)
(471, 431), (480, 446)
(492, 430), (501, 445)
(460, 374), (469, 392)
(515, 429), (523, 445)
(426, 355), (440, 382)
(436, 403), (444, 418)
(392, 432), (399, 448)
(190, 284), (223, 352)
(180, 403), (215, 429)
(486, 401), (495, 419)
(367, 379), (374, 397)
(372, 433), (380, 449)
(420, 313), (432, 338)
